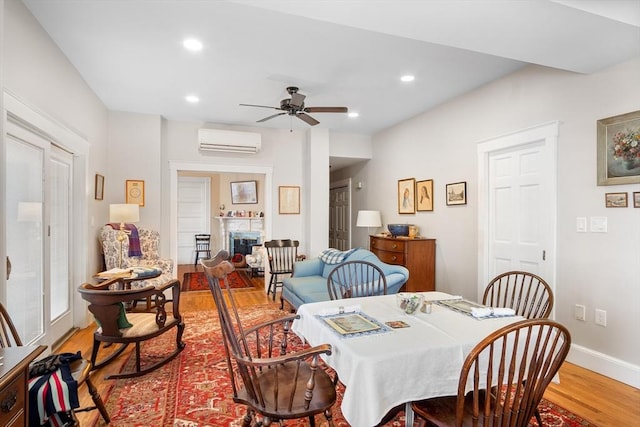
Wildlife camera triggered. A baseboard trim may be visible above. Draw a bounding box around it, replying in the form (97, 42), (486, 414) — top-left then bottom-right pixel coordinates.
(567, 344), (640, 389)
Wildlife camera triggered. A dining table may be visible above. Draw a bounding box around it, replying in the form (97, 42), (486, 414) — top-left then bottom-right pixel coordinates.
(291, 292), (525, 427)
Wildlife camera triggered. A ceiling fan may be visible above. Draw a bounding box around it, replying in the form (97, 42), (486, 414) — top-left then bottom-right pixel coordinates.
(240, 86), (348, 126)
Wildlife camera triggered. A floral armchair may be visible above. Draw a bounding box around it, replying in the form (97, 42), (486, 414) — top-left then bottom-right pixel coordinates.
(100, 225), (174, 289)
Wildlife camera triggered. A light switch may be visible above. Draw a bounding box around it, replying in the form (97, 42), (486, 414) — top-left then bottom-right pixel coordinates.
(590, 216), (608, 233)
(576, 217), (587, 232)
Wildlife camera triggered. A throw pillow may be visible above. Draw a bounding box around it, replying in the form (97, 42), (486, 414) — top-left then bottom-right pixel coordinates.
(319, 248), (358, 264)
(94, 302), (133, 330)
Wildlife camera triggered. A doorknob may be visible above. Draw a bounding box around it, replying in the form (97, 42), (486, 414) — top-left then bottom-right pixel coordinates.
(6, 256), (11, 280)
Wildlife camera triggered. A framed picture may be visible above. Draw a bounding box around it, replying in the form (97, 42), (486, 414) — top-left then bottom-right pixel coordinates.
(94, 174), (104, 200)
(279, 186), (300, 214)
(398, 178), (416, 214)
(634, 192), (640, 208)
(605, 192), (628, 208)
(126, 180), (145, 206)
(597, 110), (640, 186)
(416, 179), (434, 212)
(230, 180), (258, 204)
(446, 181), (467, 206)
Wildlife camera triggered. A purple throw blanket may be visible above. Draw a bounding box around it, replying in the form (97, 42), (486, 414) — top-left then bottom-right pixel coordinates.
(107, 223), (143, 257)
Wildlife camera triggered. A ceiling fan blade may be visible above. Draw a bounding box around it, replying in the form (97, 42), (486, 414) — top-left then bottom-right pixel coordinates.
(240, 103), (281, 110)
(296, 112), (320, 126)
(257, 112), (286, 123)
(304, 106), (348, 113)
(290, 92), (306, 108)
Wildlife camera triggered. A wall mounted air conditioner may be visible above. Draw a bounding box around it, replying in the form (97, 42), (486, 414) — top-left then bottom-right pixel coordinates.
(198, 128), (262, 154)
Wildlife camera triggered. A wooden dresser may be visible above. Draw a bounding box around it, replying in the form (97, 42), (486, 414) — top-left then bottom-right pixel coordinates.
(370, 235), (436, 292)
(0, 346), (47, 427)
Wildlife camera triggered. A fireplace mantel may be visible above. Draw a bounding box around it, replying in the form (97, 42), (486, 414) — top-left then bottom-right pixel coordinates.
(215, 216), (264, 252)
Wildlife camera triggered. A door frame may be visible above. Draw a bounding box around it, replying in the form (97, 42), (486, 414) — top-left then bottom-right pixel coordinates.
(169, 162), (273, 275)
(477, 121), (559, 303)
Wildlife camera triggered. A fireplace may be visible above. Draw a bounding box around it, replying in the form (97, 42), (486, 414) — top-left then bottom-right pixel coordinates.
(229, 231), (262, 256)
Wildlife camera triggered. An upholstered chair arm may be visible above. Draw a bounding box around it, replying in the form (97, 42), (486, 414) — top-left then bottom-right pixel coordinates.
(292, 258), (324, 277)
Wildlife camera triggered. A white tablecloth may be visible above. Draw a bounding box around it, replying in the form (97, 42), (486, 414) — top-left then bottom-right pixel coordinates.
(292, 292), (523, 427)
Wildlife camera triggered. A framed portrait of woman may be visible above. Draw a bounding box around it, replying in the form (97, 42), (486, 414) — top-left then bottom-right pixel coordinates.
(398, 178), (416, 214)
(416, 179), (433, 211)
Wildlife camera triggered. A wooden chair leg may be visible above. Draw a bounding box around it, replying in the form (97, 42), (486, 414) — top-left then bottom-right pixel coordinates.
(84, 376), (110, 423)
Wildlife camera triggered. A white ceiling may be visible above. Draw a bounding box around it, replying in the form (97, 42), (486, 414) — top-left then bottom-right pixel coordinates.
(22, 0), (640, 137)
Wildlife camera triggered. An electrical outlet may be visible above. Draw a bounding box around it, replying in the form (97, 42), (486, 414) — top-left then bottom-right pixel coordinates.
(595, 309), (607, 327)
(574, 304), (586, 321)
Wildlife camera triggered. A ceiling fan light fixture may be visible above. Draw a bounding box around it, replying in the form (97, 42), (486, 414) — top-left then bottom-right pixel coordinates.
(348, 112), (359, 118)
(400, 75), (415, 82)
(185, 95), (199, 103)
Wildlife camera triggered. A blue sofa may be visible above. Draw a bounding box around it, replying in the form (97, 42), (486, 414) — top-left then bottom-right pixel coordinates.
(281, 248), (409, 310)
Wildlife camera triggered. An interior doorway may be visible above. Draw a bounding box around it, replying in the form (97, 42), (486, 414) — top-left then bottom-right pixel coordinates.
(477, 121), (559, 314)
(329, 178), (351, 250)
(169, 162), (273, 291)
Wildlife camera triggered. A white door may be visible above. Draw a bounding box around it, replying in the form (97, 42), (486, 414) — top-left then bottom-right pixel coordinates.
(5, 125), (46, 344)
(48, 146), (74, 340)
(329, 184), (350, 250)
(478, 122), (558, 307)
(4, 122), (73, 346)
(177, 177), (210, 264)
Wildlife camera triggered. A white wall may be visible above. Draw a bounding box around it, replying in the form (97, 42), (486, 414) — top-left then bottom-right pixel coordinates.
(3, 0), (109, 291)
(344, 59), (640, 386)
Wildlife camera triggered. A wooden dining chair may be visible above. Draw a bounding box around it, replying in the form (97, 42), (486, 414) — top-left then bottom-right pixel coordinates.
(201, 258), (337, 427)
(326, 260), (388, 300)
(78, 277), (185, 379)
(482, 271), (554, 319)
(411, 318), (570, 427)
(194, 233), (212, 266)
(0, 302), (110, 424)
(264, 239), (299, 300)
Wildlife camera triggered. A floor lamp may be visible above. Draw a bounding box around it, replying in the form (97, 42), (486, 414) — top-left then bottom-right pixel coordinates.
(109, 203), (140, 269)
(356, 210), (381, 249)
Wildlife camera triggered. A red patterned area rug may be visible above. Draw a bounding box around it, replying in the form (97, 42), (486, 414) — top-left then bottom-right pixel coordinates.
(99, 306), (596, 427)
(181, 270), (253, 291)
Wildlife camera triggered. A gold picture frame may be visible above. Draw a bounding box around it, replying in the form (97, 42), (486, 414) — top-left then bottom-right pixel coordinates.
(126, 180), (145, 206)
(94, 174), (104, 200)
(416, 179), (433, 212)
(279, 186), (300, 214)
(597, 110), (640, 186)
(398, 178), (415, 214)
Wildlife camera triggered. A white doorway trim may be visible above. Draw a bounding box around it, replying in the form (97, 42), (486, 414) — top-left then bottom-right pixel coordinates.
(477, 121), (559, 303)
(169, 162), (273, 271)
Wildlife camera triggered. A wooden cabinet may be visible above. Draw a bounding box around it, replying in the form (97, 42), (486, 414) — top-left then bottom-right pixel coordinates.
(370, 235), (436, 292)
(0, 346), (46, 427)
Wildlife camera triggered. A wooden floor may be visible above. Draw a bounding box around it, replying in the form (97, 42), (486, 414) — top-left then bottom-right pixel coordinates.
(60, 269), (639, 426)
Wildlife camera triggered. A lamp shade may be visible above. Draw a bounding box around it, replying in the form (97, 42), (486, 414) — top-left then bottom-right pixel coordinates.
(110, 203), (140, 223)
(356, 210), (382, 227)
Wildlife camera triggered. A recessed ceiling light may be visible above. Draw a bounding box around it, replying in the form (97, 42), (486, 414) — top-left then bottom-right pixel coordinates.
(185, 95), (199, 103)
(183, 38), (203, 51)
(348, 112), (359, 118)
(400, 75), (415, 82)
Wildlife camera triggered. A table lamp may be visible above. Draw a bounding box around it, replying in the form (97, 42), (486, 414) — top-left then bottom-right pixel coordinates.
(356, 210), (382, 248)
(109, 203), (140, 268)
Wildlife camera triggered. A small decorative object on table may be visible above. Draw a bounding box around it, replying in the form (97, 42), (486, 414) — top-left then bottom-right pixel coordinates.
(396, 293), (425, 314)
(387, 224), (410, 237)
